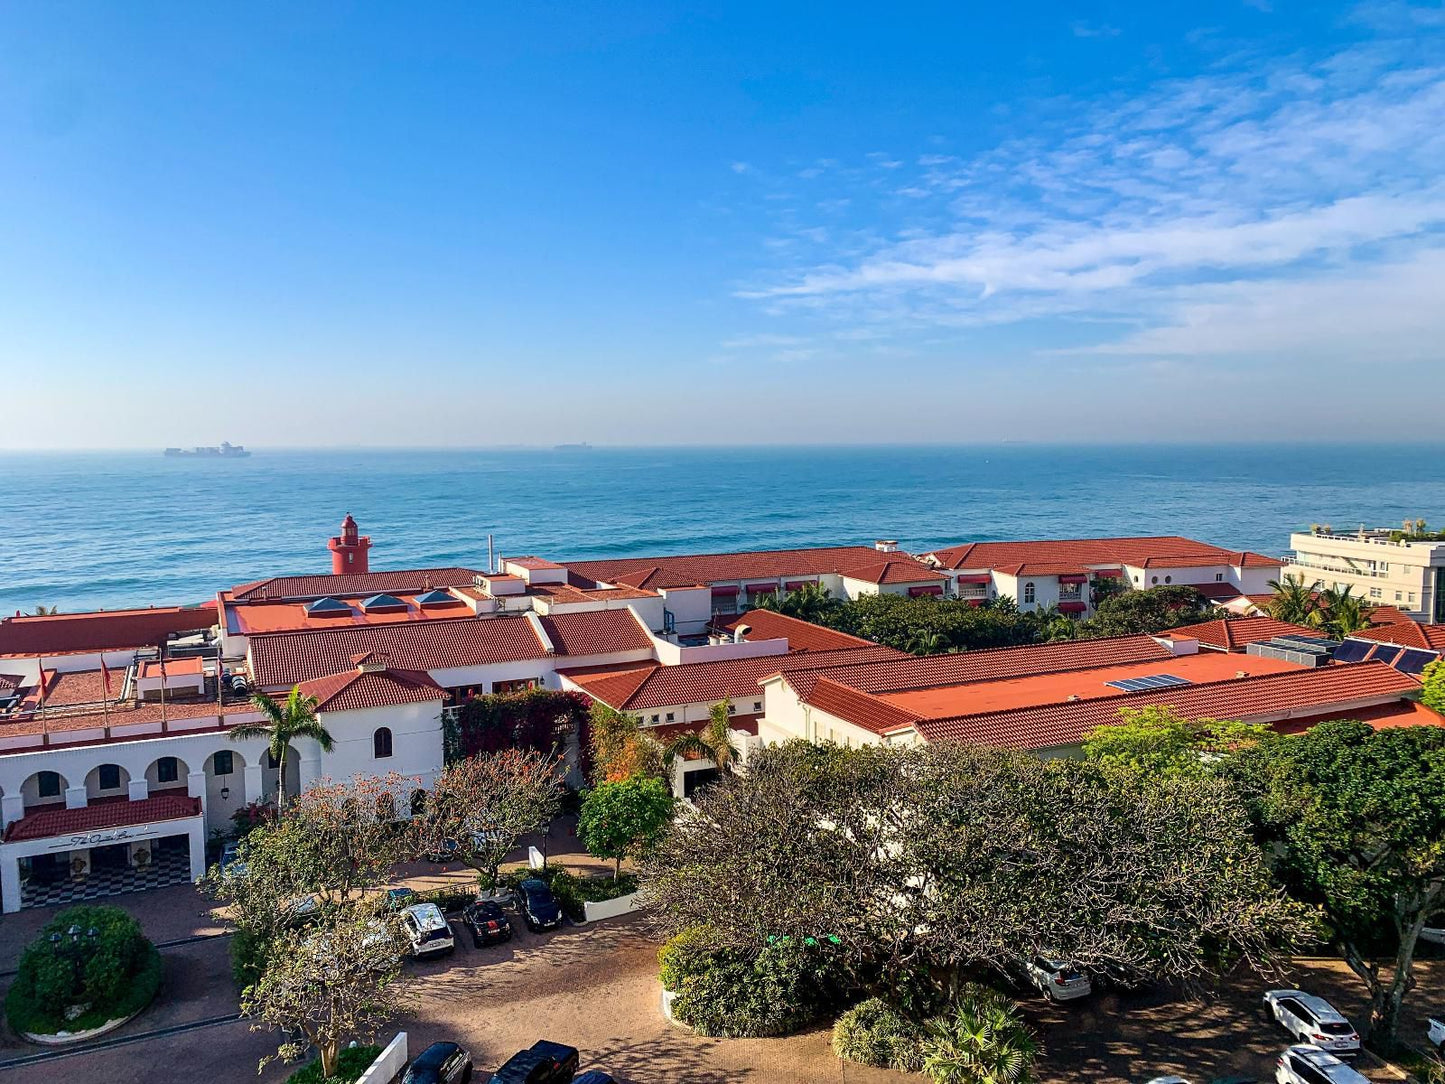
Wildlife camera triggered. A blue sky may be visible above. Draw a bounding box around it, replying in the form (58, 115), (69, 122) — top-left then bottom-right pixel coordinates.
(2, 2), (1443, 447)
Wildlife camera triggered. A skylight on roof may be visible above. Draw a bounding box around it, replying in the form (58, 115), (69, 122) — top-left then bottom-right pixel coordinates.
(360, 593), (408, 612)
(305, 597), (352, 616)
(1105, 673), (1192, 693)
(414, 589), (459, 606)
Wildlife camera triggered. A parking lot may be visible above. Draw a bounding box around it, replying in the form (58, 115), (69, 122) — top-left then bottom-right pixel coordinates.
(0, 877), (1438, 1084)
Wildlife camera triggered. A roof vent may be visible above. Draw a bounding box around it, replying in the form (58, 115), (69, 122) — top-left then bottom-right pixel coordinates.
(874, 539), (900, 553)
(1065, 694), (1080, 702)
(1235, 670), (1247, 679)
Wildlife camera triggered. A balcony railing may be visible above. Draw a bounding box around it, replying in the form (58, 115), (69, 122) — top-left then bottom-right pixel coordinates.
(1290, 557), (1388, 579)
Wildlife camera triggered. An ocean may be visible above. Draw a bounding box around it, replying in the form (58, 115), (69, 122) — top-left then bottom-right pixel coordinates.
(3, 444), (1443, 615)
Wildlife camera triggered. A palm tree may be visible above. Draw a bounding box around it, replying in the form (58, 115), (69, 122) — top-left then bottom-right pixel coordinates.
(778, 582), (835, 623)
(1266, 573), (1320, 624)
(229, 686), (334, 810)
(663, 702), (741, 777)
(922, 983), (1039, 1084)
(907, 630), (951, 656)
(1309, 586), (1371, 639)
(28, 605), (58, 616)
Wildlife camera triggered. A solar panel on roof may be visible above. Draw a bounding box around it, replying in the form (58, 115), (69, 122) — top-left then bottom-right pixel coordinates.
(1369, 645), (1403, 666)
(1394, 649), (1438, 676)
(1332, 639), (1374, 664)
(1272, 635), (1339, 651)
(1105, 673), (1192, 693)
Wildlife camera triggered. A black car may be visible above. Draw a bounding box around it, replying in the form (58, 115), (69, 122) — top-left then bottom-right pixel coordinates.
(403, 1041), (473, 1084)
(487, 1040), (579, 1084)
(462, 900), (514, 947)
(573, 1073), (615, 1084)
(516, 879), (563, 932)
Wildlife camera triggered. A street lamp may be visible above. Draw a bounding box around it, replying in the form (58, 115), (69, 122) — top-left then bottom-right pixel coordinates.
(49, 924), (99, 1000)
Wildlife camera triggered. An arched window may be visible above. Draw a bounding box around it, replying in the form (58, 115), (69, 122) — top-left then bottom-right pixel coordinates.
(156, 757), (179, 784)
(1023, 582), (1036, 604)
(373, 727), (394, 759)
(37, 771), (61, 799)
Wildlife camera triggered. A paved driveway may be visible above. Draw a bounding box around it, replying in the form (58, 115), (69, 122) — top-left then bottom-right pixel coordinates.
(2, 895), (1438, 1084)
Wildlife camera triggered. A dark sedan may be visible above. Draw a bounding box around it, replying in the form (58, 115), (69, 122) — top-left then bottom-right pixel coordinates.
(516, 878), (564, 933)
(462, 900), (514, 947)
(403, 1041), (473, 1084)
(487, 1040), (578, 1084)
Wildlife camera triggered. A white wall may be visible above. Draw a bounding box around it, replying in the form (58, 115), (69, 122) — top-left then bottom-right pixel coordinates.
(656, 586), (716, 635)
(319, 699), (445, 787)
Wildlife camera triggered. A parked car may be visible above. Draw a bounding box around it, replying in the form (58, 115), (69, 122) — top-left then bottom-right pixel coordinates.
(282, 893), (322, 927)
(486, 1040), (579, 1084)
(1263, 990), (1361, 1057)
(1275, 1044), (1368, 1084)
(462, 900), (514, 947)
(1429, 1015), (1445, 1052)
(217, 840), (242, 871)
(386, 887), (419, 911)
(403, 1041), (473, 1084)
(1022, 955), (1091, 1001)
(401, 902), (456, 958)
(426, 838), (461, 863)
(516, 878), (564, 933)
(573, 1073), (614, 1084)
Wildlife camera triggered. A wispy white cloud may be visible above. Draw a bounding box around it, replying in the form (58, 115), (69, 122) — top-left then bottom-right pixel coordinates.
(1072, 21), (1122, 38)
(734, 16), (1445, 368)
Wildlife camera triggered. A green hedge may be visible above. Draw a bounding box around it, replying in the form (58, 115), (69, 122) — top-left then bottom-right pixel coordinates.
(286, 1045), (383, 1084)
(7, 930), (162, 1037)
(832, 998), (927, 1073)
(659, 926), (852, 1038)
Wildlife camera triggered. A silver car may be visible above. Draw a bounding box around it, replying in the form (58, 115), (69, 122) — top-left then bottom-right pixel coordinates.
(1023, 956), (1092, 1001)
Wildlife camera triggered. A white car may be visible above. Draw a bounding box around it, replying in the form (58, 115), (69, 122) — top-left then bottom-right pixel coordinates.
(1263, 990), (1360, 1057)
(1429, 1015), (1445, 1052)
(1023, 956), (1092, 1001)
(401, 902), (455, 959)
(1275, 1044), (1368, 1084)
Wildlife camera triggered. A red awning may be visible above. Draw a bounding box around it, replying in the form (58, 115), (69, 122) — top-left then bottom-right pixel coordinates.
(966, 598), (986, 607)
(783, 580), (817, 591)
(955, 574), (991, 584)
(1058, 601), (1088, 614)
(1092, 568), (1123, 578)
(1058, 573), (1089, 584)
(908, 585), (945, 597)
(745, 583), (778, 594)
(710, 585), (739, 596)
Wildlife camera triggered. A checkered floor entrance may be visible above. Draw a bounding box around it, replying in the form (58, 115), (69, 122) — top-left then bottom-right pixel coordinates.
(20, 843), (193, 910)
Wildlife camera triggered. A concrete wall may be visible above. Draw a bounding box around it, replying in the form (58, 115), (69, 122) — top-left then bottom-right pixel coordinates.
(357, 1032), (408, 1084)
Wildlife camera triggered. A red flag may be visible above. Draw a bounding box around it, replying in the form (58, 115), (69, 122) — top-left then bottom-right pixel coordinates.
(100, 657), (111, 694)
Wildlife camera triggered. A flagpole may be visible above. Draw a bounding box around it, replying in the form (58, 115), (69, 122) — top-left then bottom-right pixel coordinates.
(158, 650), (169, 733)
(99, 655), (111, 733)
(36, 653), (48, 746)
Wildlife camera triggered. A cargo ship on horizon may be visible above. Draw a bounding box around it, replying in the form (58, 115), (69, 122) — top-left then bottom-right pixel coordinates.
(163, 441), (251, 458)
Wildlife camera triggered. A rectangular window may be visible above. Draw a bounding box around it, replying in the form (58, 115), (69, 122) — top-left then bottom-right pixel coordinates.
(213, 750), (234, 776)
(98, 764), (121, 790)
(1370, 587), (1383, 599)
(649, 715), (659, 724)
(665, 712), (675, 722)
(1397, 591), (1403, 602)
(753, 701), (762, 712)
(266, 750), (279, 769)
(1215, 572), (1224, 581)
(37, 771), (61, 799)
(726, 703), (736, 714)
(157, 757), (179, 784)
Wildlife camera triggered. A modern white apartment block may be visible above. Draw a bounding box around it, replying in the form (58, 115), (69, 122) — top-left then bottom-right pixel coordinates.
(1286, 527), (1445, 622)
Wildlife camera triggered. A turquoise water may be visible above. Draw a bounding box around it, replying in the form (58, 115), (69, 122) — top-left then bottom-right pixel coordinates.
(3, 444), (1443, 614)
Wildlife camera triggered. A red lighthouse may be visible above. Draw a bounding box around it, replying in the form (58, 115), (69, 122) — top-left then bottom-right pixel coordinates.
(327, 514), (372, 574)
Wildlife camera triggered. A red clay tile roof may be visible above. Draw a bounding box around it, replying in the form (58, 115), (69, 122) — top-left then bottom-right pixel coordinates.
(232, 568), (482, 601)
(248, 610), (649, 687)
(297, 667), (444, 713)
(840, 559), (949, 585)
(782, 635), (1175, 701)
(0, 605), (217, 658)
(568, 546), (911, 591)
(563, 645), (903, 712)
(1352, 623), (1445, 651)
(991, 562), (1093, 577)
(4, 793), (203, 842)
(806, 678), (922, 735)
(912, 662), (1423, 749)
(1164, 616), (1318, 651)
(537, 610), (651, 656)
(556, 661), (661, 709)
(717, 611), (874, 653)
(1366, 605), (1415, 626)
(926, 536), (1283, 572)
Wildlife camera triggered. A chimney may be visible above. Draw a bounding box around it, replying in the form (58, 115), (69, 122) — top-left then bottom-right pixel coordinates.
(874, 539), (899, 553)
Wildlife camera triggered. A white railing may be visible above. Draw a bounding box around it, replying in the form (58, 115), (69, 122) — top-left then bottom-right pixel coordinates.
(1290, 558), (1388, 579)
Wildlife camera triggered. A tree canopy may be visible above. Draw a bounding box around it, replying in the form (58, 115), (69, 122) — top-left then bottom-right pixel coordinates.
(1083, 706), (1270, 776)
(642, 741), (1309, 1002)
(1228, 720), (1445, 1048)
(579, 775), (676, 877)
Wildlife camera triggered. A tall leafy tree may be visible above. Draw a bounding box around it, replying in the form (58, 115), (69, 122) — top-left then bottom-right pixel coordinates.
(579, 775), (676, 878)
(1422, 659), (1445, 716)
(1230, 720), (1445, 1048)
(230, 686), (334, 809)
(663, 702), (741, 777)
(1083, 706), (1270, 777)
(588, 701), (663, 783)
(1075, 585), (1218, 638)
(1308, 586), (1371, 639)
(1267, 573), (1321, 625)
(420, 749), (564, 888)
